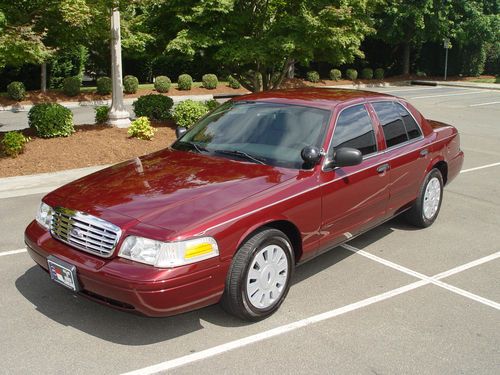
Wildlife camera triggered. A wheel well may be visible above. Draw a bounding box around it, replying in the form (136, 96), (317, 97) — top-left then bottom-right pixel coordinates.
(256, 220), (303, 263)
(433, 161), (448, 185)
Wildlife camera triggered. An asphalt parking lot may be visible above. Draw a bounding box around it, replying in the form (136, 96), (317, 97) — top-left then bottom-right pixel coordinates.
(0, 85), (499, 374)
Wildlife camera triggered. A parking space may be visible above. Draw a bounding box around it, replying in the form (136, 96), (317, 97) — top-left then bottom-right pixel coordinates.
(0, 84), (499, 374)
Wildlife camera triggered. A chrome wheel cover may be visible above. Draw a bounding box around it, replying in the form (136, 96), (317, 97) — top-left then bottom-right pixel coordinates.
(246, 244), (289, 309)
(423, 177), (441, 219)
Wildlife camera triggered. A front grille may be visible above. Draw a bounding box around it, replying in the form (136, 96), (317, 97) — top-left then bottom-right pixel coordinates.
(50, 207), (121, 258)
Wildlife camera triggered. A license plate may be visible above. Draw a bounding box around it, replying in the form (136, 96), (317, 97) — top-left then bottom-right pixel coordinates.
(47, 256), (80, 292)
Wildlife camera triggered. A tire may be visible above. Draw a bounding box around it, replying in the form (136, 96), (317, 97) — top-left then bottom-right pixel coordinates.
(221, 228), (294, 321)
(404, 168), (444, 228)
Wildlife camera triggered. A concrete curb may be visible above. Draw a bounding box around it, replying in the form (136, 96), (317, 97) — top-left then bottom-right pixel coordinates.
(0, 94), (216, 112)
(0, 165), (110, 199)
(411, 80), (500, 91)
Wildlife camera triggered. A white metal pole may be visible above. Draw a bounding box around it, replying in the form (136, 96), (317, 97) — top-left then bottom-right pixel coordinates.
(108, 7), (130, 128)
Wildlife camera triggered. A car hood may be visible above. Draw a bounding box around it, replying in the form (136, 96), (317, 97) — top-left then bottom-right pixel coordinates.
(47, 148), (296, 236)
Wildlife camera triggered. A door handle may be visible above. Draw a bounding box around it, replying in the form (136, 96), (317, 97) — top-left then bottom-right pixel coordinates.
(419, 148), (429, 157)
(376, 163), (390, 174)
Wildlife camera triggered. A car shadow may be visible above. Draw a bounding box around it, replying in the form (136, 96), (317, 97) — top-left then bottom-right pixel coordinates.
(15, 216), (408, 346)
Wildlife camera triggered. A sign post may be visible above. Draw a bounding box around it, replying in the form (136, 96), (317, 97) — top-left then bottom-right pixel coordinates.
(443, 38), (451, 81)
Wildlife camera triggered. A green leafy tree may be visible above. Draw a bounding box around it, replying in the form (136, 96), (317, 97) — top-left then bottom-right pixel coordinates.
(154, 0), (376, 91)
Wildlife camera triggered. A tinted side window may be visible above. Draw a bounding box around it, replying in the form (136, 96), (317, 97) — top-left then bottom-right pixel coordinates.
(372, 102), (408, 148)
(395, 102), (422, 140)
(331, 105), (377, 156)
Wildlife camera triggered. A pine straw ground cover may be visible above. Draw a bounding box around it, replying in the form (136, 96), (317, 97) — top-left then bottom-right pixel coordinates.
(0, 122), (176, 177)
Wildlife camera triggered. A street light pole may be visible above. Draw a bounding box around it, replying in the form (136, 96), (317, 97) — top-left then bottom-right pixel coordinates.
(108, 6), (130, 128)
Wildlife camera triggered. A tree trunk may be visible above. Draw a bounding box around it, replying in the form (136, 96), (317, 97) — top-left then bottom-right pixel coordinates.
(41, 63), (47, 93)
(287, 59), (295, 78)
(402, 42), (410, 75)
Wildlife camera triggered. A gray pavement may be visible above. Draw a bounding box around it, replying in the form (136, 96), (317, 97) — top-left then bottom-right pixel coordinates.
(0, 84), (499, 374)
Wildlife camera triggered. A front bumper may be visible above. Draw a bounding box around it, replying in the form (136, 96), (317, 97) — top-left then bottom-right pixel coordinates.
(25, 221), (230, 317)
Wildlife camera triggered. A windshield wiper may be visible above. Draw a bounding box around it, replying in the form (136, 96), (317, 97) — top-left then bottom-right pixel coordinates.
(213, 149), (267, 165)
(180, 141), (208, 153)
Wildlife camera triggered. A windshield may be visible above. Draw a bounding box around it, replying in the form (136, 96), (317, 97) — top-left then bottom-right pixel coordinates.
(172, 101), (331, 169)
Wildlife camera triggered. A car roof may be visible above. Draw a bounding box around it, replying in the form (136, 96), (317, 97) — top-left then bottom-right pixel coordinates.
(232, 88), (394, 110)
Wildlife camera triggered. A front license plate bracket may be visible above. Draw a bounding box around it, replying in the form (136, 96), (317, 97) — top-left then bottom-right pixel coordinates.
(47, 255), (80, 292)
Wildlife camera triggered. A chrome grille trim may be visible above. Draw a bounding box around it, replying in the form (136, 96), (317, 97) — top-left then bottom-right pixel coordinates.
(50, 207), (121, 258)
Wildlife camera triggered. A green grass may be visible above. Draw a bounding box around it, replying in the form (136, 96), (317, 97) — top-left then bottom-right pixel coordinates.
(470, 76), (500, 84)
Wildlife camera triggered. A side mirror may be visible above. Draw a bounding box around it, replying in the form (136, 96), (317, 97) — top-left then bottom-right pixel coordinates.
(332, 147), (362, 168)
(176, 126), (187, 139)
(301, 146), (321, 166)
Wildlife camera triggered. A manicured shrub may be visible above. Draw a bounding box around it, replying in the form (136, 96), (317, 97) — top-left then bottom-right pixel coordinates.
(28, 103), (74, 138)
(205, 99), (220, 111)
(62, 76), (81, 97)
(329, 69), (342, 81)
(361, 68), (374, 80)
(96, 77), (112, 95)
(123, 75), (139, 94)
(94, 105), (109, 124)
(202, 74), (218, 89)
(154, 75), (171, 93)
(306, 71), (320, 83)
(227, 75), (241, 89)
(172, 100), (208, 128)
(132, 94), (174, 121)
(177, 74), (193, 90)
(346, 69), (358, 81)
(374, 68), (385, 80)
(416, 71), (427, 77)
(128, 116), (156, 140)
(7, 81), (26, 101)
(1, 131), (30, 157)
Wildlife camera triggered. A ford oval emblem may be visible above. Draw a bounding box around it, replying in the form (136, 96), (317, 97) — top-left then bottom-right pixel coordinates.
(70, 227), (84, 239)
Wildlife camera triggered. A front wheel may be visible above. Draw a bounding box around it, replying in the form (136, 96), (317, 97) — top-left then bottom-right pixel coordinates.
(404, 168), (444, 228)
(221, 228), (294, 321)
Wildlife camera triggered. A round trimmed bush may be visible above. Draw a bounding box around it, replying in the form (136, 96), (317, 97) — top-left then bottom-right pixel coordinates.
(361, 68), (374, 80)
(172, 100), (209, 128)
(94, 105), (109, 124)
(227, 75), (241, 89)
(329, 69), (342, 81)
(1, 131), (29, 157)
(306, 71), (320, 83)
(7, 81), (26, 101)
(123, 75), (139, 94)
(202, 74), (218, 89)
(62, 76), (81, 97)
(133, 94), (174, 121)
(28, 103), (74, 138)
(177, 74), (193, 90)
(374, 68), (385, 80)
(96, 77), (112, 95)
(346, 69), (358, 81)
(154, 76), (171, 93)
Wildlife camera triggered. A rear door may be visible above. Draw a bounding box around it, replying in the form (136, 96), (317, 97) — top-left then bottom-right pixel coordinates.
(370, 101), (429, 215)
(319, 103), (390, 251)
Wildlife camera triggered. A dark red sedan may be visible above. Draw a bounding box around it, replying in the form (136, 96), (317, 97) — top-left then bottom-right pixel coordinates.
(25, 88), (463, 320)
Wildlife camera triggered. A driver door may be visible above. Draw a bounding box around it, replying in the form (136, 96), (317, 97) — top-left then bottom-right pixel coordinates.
(319, 103), (390, 251)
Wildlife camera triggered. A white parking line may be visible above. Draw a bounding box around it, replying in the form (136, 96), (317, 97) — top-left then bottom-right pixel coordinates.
(461, 162), (500, 173)
(0, 248), (27, 257)
(409, 90), (491, 99)
(120, 250), (499, 375)
(342, 244), (500, 310)
(469, 101), (500, 107)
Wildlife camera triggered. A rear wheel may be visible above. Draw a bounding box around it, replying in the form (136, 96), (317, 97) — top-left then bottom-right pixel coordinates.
(404, 168), (443, 228)
(221, 228), (294, 321)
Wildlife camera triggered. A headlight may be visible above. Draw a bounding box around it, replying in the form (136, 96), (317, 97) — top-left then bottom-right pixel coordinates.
(118, 236), (219, 268)
(36, 202), (54, 230)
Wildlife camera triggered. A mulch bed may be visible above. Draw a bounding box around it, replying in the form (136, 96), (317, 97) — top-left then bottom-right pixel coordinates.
(0, 122), (176, 178)
(0, 84), (250, 107)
